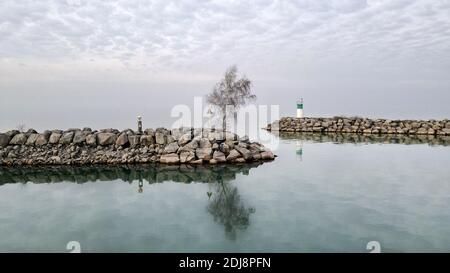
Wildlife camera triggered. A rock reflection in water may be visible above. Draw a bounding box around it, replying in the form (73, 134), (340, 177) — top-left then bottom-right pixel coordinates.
(0, 163), (263, 185)
(278, 132), (450, 146)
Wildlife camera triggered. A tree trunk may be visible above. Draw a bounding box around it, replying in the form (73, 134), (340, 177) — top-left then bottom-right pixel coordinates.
(233, 111), (237, 134)
(222, 108), (227, 132)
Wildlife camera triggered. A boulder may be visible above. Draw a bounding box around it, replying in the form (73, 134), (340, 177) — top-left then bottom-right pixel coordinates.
(144, 128), (154, 136)
(417, 128), (428, 135)
(159, 153), (179, 164)
(225, 132), (237, 141)
(59, 132), (74, 144)
(235, 158), (246, 163)
(178, 133), (192, 146)
(209, 159), (218, 164)
(97, 133), (117, 146)
(199, 138), (212, 148)
(0, 134), (11, 147)
(9, 133), (27, 145)
(213, 151), (226, 163)
(164, 142), (179, 154)
(140, 135), (154, 146)
(35, 134), (49, 146)
(261, 151), (275, 160)
(226, 149), (241, 161)
(195, 147), (213, 161)
(190, 159), (203, 164)
(219, 143), (231, 154)
(166, 135), (175, 144)
(73, 131), (87, 144)
(235, 146), (252, 161)
(86, 134), (97, 146)
(155, 132), (166, 145)
(179, 151), (195, 163)
(116, 133), (129, 146)
(26, 134), (39, 145)
(5, 130), (20, 138)
(129, 135), (140, 147)
(25, 128), (37, 136)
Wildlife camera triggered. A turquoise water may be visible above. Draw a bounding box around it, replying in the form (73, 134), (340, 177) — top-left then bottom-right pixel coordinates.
(0, 132), (449, 252)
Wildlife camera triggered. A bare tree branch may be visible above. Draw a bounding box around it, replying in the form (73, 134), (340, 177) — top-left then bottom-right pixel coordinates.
(206, 65), (256, 131)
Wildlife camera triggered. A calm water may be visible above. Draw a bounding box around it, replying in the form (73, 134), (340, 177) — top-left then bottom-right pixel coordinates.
(0, 132), (449, 253)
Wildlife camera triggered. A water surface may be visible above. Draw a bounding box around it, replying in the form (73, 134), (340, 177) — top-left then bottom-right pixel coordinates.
(0, 132), (449, 252)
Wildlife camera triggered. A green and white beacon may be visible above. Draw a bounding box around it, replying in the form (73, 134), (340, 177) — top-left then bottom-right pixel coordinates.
(296, 98), (304, 118)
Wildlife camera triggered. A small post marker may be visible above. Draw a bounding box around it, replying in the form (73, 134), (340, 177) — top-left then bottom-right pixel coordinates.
(137, 116), (143, 134)
(296, 98), (304, 118)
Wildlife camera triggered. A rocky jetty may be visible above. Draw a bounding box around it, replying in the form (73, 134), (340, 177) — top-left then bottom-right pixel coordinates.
(266, 117), (450, 135)
(0, 128), (275, 166)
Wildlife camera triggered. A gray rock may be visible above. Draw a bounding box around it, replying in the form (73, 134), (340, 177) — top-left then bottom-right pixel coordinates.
(166, 135), (175, 144)
(164, 142), (179, 154)
(235, 158), (246, 163)
(26, 134), (39, 145)
(178, 133), (192, 146)
(10, 133), (27, 145)
(235, 146), (252, 161)
(5, 130), (20, 138)
(190, 159), (203, 164)
(219, 143), (231, 154)
(86, 134), (97, 146)
(155, 132), (166, 145)
(35, 134), (49, 146)
(0, 134), (11, 147)
(97, 133), (117, 146)
(159, 153), (179, 164)
(59, 132), (74, 144)
(195, 147), (213, 161)
(116, 133), (129, 146)
(180, 151), (195, 163)
(25, 129), (37, 136)
(226, 149), (241, 161)
(208, 131), (225, 142)
(260, 151), (275, 160)
(140, 135), (154, 146)
(213, 151), (226, 163)
(144, 128), (154, 136)
(73, 131), (87, 144)
(209, 159), (218, 164)
(417, 128), (428, 135)
(129, 135), (140, 147)
(199, 138), (212, 148)
(225, 132), (237, 141)
(100, 128), (119, 134)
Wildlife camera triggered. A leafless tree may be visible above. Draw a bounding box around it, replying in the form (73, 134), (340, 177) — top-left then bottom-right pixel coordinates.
(206, 65), (256, 131)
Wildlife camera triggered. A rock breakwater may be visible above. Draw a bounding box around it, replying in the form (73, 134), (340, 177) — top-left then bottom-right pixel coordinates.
(0, 128), (275, 166)
(267, 117), (450, 135)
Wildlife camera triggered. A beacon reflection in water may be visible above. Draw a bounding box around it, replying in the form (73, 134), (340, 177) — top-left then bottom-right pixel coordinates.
(296, 140), (303, 161)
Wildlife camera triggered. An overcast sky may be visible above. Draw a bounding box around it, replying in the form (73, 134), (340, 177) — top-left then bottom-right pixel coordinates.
(1, 0), (450, 131)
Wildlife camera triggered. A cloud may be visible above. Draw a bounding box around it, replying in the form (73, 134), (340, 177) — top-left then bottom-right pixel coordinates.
(0, 0), (448, 77)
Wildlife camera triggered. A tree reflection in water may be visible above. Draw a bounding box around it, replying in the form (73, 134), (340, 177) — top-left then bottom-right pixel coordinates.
(207, 180), (255, 240)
